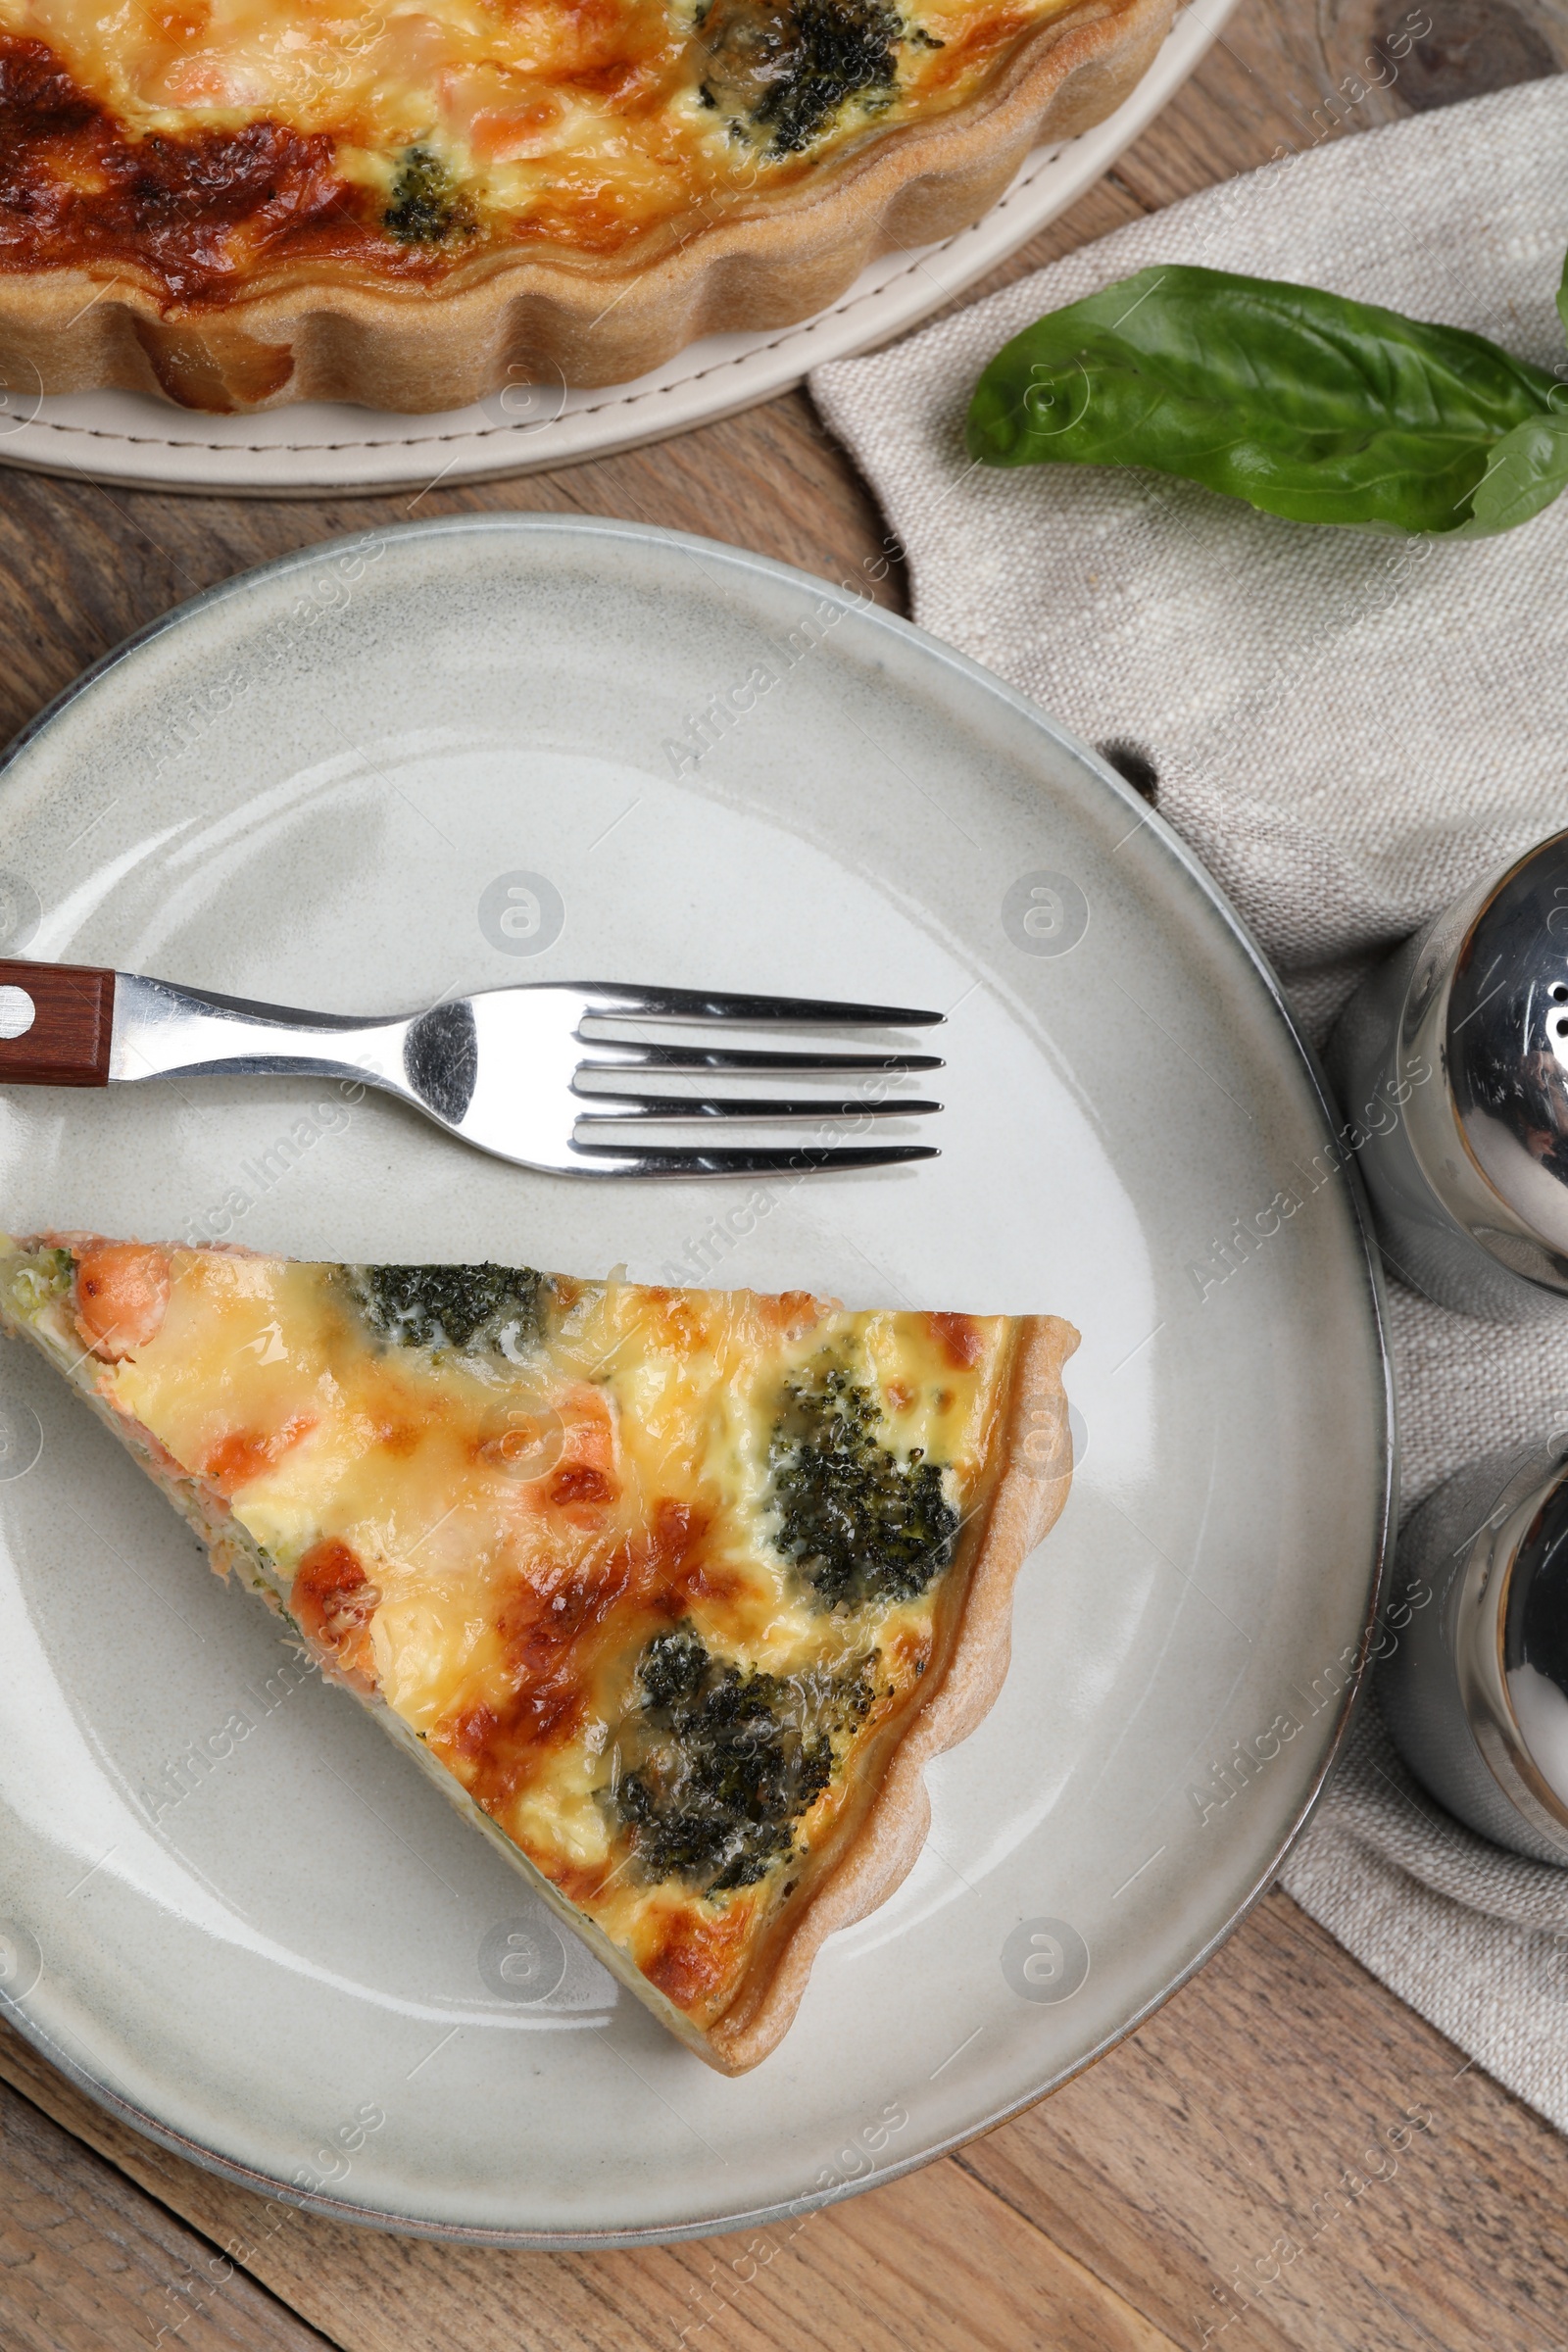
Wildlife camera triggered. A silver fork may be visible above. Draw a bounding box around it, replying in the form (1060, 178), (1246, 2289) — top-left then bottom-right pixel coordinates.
(0, 961), (944, 1177)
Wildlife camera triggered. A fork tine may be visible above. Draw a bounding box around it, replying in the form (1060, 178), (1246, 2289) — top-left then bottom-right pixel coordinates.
(571, 982), (944, 1026)
(579, 1043), (944, 1074)
(569, 1142), (940, 1176)
(573, 1092), (942, 1122)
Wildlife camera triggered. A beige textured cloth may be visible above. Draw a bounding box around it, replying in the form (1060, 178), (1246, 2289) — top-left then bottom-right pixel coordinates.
(811, 78), (1568, 2131)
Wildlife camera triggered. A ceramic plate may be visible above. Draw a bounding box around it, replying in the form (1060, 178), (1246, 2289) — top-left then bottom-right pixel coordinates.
(0, 516), (1391, 2245)
(0, 4), (1230, 497)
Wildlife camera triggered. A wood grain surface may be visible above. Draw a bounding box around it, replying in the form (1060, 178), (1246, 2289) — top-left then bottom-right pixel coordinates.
(5, 4), (1568, 2348)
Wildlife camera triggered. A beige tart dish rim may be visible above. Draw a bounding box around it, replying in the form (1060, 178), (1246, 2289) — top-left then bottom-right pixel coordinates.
(0, 0), (1172, 415)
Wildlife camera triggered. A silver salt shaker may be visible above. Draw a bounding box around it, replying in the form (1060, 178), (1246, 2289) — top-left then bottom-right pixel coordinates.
(1327, 828), (1568, 1321)
(1380, 1439), (1568, 1864)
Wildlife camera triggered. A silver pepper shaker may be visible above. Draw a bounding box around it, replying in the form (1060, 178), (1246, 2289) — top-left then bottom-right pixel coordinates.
(1327, 828), (1568, 1321)
(1380, 1439), (1568, 1864)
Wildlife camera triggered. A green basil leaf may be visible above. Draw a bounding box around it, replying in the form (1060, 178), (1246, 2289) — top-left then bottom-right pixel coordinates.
(966, 265), (1562, 535)
(1456, 413), (1568, 537)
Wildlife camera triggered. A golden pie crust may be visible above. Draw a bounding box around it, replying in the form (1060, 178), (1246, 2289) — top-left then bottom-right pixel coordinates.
(707, 1313), (1079, 2071)
(0, 0), (1171, 413)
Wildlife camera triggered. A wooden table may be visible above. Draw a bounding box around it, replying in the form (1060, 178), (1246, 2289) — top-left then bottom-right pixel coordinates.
(6, 5), (1568, 2345)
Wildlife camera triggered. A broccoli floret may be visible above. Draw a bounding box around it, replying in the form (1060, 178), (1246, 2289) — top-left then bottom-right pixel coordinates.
(697, 0), (903, 156)
(5, 1245), (73, 1320)
(383, 148), (474, 244)
(24, 1247), (73, 1298)
(613, 1624), (873, 1891)
(344, 1263), (547, 1352)
(769, 1356), (958, 1609)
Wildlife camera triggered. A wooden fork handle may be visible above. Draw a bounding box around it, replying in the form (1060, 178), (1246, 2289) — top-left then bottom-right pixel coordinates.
(0, 959), (117, 1086)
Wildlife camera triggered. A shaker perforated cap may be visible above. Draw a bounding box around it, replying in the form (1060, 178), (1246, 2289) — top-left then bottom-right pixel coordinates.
(1446, 828), (1568, 1261)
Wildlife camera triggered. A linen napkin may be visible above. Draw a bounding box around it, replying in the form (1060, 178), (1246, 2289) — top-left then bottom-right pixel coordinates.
(811, 75), (1568, 2133)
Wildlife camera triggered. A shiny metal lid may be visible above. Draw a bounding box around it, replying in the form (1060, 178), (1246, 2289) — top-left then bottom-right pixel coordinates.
(1379, 1439), (1568, 1862)
(1446, 829), (1568, 1258)
(1499, 1468), (1568, 1826)
(1444, 1447), (1568, 1856)
(1384, 829), (1568, 1298)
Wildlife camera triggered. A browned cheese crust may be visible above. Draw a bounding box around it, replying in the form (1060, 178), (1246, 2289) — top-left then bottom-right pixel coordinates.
(0, 0), (1171, 410)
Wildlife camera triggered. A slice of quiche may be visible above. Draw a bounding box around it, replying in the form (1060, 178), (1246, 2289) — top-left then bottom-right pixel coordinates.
(0, 1233), (1076, 2072)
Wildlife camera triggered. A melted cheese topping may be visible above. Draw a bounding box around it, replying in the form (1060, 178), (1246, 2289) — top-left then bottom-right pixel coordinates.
(26, 1245), (1014, 2028)
(0, 0), (1083, 285)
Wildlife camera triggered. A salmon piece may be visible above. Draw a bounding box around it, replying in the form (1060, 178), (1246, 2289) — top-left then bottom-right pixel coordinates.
(74, 1243), (171, 1360)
